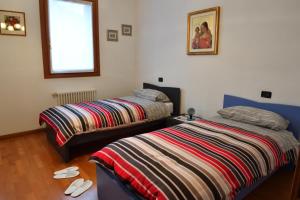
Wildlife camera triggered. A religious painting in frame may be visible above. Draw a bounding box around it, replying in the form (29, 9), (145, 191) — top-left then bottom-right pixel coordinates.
(187, 7), (220, 55)
(0, 10), (26, 36)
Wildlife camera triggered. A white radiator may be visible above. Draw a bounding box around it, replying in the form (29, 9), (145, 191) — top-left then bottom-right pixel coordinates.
(53, 90), (97, 105)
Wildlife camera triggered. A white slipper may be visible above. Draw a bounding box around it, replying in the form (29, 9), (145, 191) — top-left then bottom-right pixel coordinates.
(71, 180), (93, 198)
(53, 171), (80, 179)
(54, 166), (79, 175)
(64, 178), (84, 195)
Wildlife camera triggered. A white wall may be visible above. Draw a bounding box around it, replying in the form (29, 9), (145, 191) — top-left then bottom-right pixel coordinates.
(1, 0), (300, 136)
(136, 0), (300, 117)
(0, 0), (138, 136)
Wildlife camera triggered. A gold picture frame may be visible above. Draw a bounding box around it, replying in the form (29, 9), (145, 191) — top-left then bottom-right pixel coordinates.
(0, 10), (26, 36)
(187, 7), (220, 55)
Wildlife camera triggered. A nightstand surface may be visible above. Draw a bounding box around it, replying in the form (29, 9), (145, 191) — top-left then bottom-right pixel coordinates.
(166, 114), (202, 127)
(173, 115), (202, 122)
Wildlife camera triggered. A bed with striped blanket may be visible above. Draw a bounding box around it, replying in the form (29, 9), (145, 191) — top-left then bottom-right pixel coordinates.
(40, 98), (166, 146)
(90, 119), (299, 200)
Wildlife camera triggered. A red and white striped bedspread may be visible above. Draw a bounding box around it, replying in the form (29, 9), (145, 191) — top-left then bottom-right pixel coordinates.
(90, 119), (298, 200)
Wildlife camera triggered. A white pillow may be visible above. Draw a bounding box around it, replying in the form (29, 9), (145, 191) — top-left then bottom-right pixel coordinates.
(134, 89), (170, 102)
(218, 106), (289, 131)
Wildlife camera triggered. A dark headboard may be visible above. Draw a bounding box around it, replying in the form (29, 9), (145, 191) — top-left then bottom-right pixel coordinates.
(143, 83), (181, 116)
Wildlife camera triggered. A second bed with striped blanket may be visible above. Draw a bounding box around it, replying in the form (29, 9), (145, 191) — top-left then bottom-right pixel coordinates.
(91, 119), (299, 200)
(40, 98), (147, 146)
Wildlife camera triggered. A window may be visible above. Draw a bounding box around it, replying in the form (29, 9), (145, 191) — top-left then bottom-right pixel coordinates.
(39, 0), (100, 78)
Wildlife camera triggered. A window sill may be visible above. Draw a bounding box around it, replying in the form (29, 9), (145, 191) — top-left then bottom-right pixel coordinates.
(44, 71), (100, 79)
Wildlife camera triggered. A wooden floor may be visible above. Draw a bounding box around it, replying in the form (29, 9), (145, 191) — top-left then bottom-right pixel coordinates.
(0, 132), (296, 200)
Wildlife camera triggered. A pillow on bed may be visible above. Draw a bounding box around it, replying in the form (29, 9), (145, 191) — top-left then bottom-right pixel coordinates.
(217, 106), (289, 131)
(134, 89), (170, 102)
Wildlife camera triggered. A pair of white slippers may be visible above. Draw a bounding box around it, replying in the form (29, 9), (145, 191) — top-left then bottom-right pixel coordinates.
(53, 166), (93, 198)
(53, 166), (80, 179)
(64, 178), (93, 198)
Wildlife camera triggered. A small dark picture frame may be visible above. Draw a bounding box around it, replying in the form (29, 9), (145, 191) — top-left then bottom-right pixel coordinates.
(107, 30), (118, 42)
(122, 24), (132, 36)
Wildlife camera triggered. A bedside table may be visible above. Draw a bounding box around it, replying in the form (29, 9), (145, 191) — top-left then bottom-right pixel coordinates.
(165, 114), (202, 128)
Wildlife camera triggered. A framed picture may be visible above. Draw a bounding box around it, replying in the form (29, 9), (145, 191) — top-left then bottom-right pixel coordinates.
(187, 7), (220, 55)
(107, 30), (118, 42)
(122, 24), (132, 36)
(0, 10), (26, 36)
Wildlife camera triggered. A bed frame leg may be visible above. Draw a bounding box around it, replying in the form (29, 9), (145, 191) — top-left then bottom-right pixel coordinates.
(45, 129), (71, 162)
(60, 147), (71, 163)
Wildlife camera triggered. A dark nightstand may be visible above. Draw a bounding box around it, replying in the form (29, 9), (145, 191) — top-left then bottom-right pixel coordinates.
(165, 114), (202, 128)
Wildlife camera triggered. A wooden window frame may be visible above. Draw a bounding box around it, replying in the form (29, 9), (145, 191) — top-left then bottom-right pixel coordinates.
(39, 0), (100, 79)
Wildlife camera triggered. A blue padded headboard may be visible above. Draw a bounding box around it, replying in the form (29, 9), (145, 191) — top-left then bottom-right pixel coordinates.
(223, 95), (300, 140)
